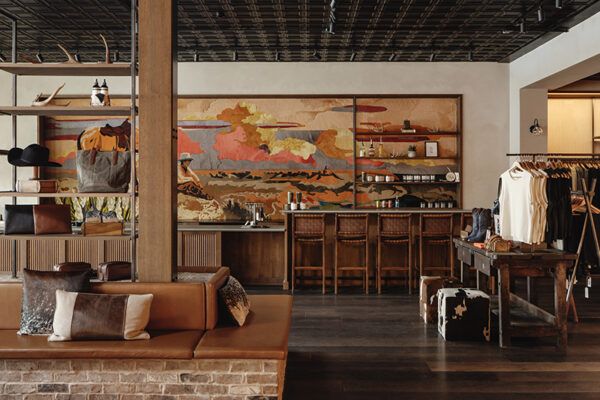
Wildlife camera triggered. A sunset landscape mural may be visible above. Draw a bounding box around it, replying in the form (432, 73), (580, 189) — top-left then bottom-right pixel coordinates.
(42, 96), (460, 222)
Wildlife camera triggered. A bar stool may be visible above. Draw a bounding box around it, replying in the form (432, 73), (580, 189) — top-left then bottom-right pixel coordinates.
(334, 214), (369, 294)
(418, 213), (454, 279)
(377, 214), (413, 294)
(292, 214), (326, 294)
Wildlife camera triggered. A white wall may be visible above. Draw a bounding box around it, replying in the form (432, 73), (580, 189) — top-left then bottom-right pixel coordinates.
(0, 62), (510, 209)
(509, 11), (600, 154)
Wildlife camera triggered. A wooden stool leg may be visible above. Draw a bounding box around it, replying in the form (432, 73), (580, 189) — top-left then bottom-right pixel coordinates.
(365, 239), (369, 295)
(321, 240), (326, 295)
(291, 240), (296, 293)
(377, 239), (382, 295)
(449, 235), (455, 278)
(334, 240), (339, 295)
(408, 240), (413, 295)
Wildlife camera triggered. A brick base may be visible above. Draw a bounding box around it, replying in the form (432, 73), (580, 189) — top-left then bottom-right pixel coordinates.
(0, 359), (285, 400)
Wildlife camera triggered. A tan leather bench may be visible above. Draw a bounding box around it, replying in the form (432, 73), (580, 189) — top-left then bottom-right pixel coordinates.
(0, 281), (208, 359)
(195, 295), (292, 360)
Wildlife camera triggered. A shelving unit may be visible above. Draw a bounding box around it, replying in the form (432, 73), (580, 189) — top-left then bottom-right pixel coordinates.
(353, 95), (462, 209)
(0, 192), (133, 198)
(0, 106), (133, 116)
(0, 2), (138, 279)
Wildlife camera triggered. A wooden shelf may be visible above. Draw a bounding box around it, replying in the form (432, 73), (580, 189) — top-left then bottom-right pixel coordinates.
(0, 192), (133, 198)
(356, 181), (459, 186)
(0, 63), (134, 76)
(0, 106), (132, 116)
(356, 131), (459, 137)
(356, 157), (459, 161)
(1, 234), (132, 241)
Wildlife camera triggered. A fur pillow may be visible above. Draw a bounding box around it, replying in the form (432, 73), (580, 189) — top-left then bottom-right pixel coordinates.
(218, 276), (250, 326)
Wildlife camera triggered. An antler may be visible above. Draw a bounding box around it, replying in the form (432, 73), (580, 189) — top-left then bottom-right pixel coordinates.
(100, 34), (112, 64)
(57, 44), (80, 64)
(32, 83), (70, 107)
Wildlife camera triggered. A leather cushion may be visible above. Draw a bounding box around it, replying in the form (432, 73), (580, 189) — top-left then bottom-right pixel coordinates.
(0, 282), (207, 331)
(194, 295), (292, 360)
(92, 282), (206, 331)
(19, 270), (91, 335)
(218, 276), (250, 326)
(0, 329), (202, 359)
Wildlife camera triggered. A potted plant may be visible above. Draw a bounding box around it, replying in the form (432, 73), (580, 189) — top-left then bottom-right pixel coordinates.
(407, 145), (417, 158)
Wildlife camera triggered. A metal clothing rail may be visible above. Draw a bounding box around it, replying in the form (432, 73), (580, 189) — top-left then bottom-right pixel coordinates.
(507, 153), (600, 162)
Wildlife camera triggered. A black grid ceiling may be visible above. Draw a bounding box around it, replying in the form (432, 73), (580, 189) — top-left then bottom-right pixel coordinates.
(0, 0), (599, 63)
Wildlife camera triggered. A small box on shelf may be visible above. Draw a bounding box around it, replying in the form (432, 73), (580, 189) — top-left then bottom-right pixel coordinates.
(82, 222), (124, 236)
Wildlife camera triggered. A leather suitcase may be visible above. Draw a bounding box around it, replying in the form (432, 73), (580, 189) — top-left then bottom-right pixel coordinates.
(98, 261), (131, 281)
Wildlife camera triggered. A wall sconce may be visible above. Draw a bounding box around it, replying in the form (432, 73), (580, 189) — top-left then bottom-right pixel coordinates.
(529, 118), (544, 136)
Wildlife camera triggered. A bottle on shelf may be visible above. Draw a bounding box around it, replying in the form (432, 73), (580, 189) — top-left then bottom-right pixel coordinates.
(359, 141), (366, 158)
(377, 136), (385, 158)
(100, 79), (111, 106)
(90, 79), (101, 106)
(368, 139), (376, 158)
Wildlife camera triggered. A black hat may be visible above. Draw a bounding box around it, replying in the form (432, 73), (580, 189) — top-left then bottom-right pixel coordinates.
(7, 144), (62, 167)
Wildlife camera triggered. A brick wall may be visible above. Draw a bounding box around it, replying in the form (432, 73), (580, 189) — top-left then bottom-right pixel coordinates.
(0, 359), (283, 400)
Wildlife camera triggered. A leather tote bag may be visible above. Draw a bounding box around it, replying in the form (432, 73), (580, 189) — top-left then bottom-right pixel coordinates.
(4, 205), (35, 234)
(76, 148), (131, 193)
(33, 204), (72, 235)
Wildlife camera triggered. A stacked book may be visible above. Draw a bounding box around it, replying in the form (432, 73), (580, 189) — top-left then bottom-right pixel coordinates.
(16, 179), (58, 193)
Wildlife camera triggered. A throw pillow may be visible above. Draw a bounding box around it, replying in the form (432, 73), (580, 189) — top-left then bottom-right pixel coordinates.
(19, 269), (91, 335)
(50, 291), (153, 342)
(218, 276), (250, 326)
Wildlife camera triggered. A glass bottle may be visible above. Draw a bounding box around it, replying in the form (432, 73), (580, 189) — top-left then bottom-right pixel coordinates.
(368, 139), (375, 158)
(377, 136), (385, 158)
(359, 141), (366, 158)
(100, 79), (111, 106)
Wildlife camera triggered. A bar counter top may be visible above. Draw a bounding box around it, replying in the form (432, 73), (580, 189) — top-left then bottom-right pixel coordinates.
(283, 208), (470, 214)
(180, 223), (285, 232)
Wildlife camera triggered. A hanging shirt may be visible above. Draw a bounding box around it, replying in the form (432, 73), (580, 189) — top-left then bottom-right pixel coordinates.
(499, 163), (535, 243)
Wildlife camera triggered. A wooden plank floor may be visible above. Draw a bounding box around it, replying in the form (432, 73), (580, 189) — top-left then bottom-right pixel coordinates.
(278, 286), (600, 400)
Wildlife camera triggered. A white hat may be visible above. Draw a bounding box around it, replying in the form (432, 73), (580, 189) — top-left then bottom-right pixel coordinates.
(178, 152), (193, 162)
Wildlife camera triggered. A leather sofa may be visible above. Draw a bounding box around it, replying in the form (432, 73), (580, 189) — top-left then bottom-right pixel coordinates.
(0, 267), (292, 399)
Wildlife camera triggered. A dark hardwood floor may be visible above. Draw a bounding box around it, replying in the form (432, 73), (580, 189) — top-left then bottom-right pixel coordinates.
(278, 285), (600, 400)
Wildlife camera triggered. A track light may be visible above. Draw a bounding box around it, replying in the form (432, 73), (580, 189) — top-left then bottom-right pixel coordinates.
(537, 5), (545, 22)
(468, 50), (473, 62)
(0, 52), (5, 62)
(194, 50), (200, 62)
(113, 49), (120, 62)
(388, 52), (396, 62)
(35, 51), (44, 63)
(312, 49), (321, 61)
(555, 0), (563, 9)
(350, 51), (357, 62)
(232, 49), (238, 61)
(429, 52), (436, 62)
(275, 49), (280, 62)
(519, 19), (526, 33)
(74, 50), (81, 63)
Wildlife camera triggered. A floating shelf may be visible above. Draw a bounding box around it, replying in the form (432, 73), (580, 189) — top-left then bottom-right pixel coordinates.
(0, 192), (133, 198)
(356, 157), (459, 161)
(356, 131), (459, 136)
(0, 63), (134, 76)
(1, 234), (132, 241)
(0, 106), (132, 117)
(356, 181), (459, 186)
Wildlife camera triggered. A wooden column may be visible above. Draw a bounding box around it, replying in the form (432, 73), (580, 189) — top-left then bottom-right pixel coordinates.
(138, 0), (178, 282)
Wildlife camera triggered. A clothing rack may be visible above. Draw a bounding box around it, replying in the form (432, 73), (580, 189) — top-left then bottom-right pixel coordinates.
(505, 153), (600, 322)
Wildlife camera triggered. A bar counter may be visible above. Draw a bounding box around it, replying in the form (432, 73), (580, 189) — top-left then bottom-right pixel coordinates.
(283, 208), (470, 214)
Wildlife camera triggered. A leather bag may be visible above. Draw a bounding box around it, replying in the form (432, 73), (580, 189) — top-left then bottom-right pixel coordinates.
(53, 262), (92, 273)
(33, 204), (72, 235)
(76, 148), (131, 193)
(4, 205), (35, 234)
(98, 261), (131, 281)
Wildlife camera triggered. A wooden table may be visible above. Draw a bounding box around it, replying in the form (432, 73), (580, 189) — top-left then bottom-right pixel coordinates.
(454, 239), (576, 351)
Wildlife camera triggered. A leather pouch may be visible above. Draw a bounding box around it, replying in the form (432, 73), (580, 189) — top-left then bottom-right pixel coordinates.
(4, 205), (35, 234)
(53, 262), (92, 273)
(98, 261), (131, 281)
(33, 204), (72, 235)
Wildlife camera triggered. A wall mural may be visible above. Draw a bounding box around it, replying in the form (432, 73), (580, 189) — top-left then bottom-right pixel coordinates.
(43, 96), (460, 222)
